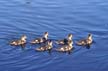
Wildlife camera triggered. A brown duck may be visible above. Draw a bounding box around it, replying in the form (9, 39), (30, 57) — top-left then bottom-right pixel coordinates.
(10, 35), (27, 46)
(56, 40), (73, 52)
(35, 40), (53, 52)
(56, 34), (73, 45)
(30, 32), (48, 44)
(76, 33), (93, 46)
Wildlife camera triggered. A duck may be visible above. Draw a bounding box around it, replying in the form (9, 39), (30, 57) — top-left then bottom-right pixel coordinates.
(35, 40), (53, 52)
(56, 34), (73, 45)
(30, 32), (48, 44)
(10, 35), (27, 46)
(76, 33), (93, 46)
(56, 40), (73, 53)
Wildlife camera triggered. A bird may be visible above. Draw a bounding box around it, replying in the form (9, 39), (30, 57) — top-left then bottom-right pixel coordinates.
(10, 35), (27, 46)
(30, 32), (49, 44)
(76, 33), (93, 47)
(56, 34), (73, 45)
(35, 40), (53, 52)
(56, 40), (73, 53)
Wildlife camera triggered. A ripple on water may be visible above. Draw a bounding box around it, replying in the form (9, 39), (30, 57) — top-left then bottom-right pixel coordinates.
(0, 0), (108, 71)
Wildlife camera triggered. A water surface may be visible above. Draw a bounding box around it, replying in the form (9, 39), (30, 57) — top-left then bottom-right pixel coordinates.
(0, 0), (108, 71)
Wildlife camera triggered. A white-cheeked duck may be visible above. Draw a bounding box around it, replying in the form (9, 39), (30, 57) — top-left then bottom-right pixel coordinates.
(56, 40), (73, 52)
(10, 35), (27, 46)
(35, 40), (53, 52)
(76, 33), (93, 46)
(30, 32), (48, 44)
(56, 34), (73, 45)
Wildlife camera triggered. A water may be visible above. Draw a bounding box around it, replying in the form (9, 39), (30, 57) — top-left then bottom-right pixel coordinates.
(0, 0), (108, 71)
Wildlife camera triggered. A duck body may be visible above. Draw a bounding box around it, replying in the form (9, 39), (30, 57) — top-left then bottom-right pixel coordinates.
(56, 41), (73, 52)
(35, 40), (52, 52)
(56, 45), (73, 52)
(10, 40), (26, 46)
(31, 37), (47, 44)
(76, 34), (93, 46)
(36, 45), (52, 51)
(10, 35), (27, 46)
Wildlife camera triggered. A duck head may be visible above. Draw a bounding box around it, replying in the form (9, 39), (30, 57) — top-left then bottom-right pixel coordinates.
(67, 34), (73, 40)
(48, 40), (53, 47)
(20, 35), (27, 42)
(87, 33), (92, 41)
(43, 32), (48, 40)
(87, 33), (93, 45)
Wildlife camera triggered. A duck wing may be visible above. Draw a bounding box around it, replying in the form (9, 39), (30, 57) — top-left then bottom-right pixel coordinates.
(31, 38), (42, 44)
(56, 39), (67, 45)
(35, 45), (47, 51)
(56, 45), (69, 52)
(10, 40), (20, 45)
(76, 39), (87, 46)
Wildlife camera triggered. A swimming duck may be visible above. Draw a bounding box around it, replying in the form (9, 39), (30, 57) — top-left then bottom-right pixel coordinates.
(10, 35), (27, 46)
(56, 40), (73, 52)
(76, 33), (93, 46)
(30, 32), (48, 44)
(35, 40), (53, 52)
(56, 34), (73, 45)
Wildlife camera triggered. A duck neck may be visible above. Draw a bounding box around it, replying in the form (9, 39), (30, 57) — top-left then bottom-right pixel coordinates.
(68, 36), (72, 40)
(88, 36), (92, 41)
(21, 38), (26, 42)
(69, 43), (72, 47)
(44, 35), (48, 40)
(48, 42), (52, 47)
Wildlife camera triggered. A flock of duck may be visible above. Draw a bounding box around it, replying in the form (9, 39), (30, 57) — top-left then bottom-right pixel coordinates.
(9, 32), (93, 53)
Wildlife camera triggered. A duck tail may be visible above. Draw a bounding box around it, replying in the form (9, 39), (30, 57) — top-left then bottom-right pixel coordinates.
(9, 41), (15, 45)
(55, 41), (59, 44)
(76, 41), (81, 46)
(30, 40), (36, 44)
(35, 48), (42, 51)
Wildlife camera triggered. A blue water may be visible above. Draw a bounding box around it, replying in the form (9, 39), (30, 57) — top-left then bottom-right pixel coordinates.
(0, 0), (108, 71)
